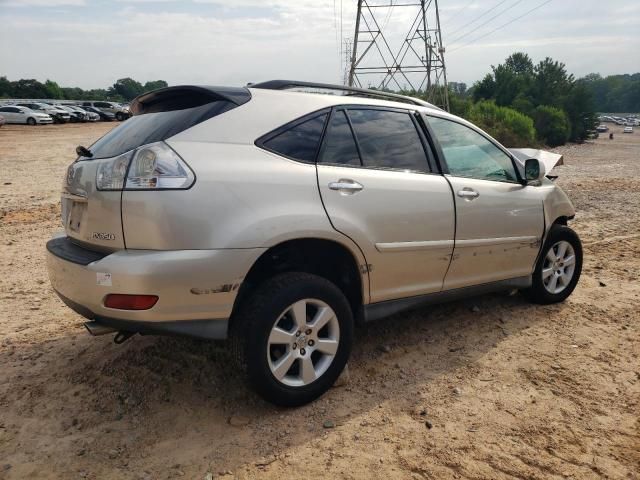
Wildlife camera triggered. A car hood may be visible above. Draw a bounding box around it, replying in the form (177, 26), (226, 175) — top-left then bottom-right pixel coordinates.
(509, 148), (564, 173)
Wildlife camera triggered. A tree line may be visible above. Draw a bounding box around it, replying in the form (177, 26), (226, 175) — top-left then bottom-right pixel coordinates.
(2, 56), (638, 147)
(415, 53), (637, 147)
(0, 77), (168, 103)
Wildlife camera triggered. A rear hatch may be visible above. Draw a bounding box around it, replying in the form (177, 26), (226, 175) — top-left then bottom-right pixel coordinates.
(61, 85), (251, 251)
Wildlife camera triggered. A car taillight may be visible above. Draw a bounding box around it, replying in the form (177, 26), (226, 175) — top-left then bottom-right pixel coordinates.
(104, 294), (158, 310)
(96, 141), (194, 191)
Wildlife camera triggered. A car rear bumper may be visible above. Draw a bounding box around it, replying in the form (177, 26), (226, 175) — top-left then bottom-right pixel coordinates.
(46, 235), (264, 339)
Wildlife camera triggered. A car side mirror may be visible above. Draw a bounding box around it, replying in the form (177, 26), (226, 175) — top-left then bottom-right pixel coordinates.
(524, 158), (546, 185)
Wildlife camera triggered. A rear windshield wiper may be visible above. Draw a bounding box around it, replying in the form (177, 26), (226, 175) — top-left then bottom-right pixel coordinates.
(76, 145), (93, 158)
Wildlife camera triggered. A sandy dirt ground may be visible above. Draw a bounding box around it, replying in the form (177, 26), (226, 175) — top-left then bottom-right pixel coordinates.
(0, 122), (638, 479)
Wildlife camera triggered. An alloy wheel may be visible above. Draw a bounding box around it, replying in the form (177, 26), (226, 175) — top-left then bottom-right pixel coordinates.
(542, 240), (576, 294)
(267, 298), (340, 387)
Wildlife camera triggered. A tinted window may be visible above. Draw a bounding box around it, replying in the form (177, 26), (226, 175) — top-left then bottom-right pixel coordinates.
(347, 109), (429, 171)
(428, 116), (518, 183)
(0, 107), (11, 112)
(263, 114), (327, 162)
(95, 102), (110, 108)
(88, 100), (238, 159)
(320, 110), (360, 166)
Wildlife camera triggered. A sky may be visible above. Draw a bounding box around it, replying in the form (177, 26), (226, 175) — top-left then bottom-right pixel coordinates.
(0, 0), (639, 90)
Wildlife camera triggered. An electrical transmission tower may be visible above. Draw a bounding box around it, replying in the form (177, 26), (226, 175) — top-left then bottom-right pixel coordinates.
(347, 0), (449, 110)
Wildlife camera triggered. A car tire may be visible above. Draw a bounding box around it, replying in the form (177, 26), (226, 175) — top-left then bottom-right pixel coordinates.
(231, 272), (354, 407)
(26, 117), (36, 126)
(116, 112), (125, 121)
(522, 224), (582, 304)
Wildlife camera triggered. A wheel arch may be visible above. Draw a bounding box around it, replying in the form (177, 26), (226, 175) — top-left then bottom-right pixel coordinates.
(231, 237), (367, 326)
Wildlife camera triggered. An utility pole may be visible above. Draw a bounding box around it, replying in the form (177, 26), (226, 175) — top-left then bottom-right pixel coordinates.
(347, 0), (449, 111)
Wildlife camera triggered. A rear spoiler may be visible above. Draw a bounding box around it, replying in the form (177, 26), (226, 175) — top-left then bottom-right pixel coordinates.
(509, 148), (564, 173)
(130, 85), (251, 115)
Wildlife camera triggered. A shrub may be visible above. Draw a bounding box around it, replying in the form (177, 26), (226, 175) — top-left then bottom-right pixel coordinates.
(465, 100), (536, 147)
(533, 105), (570, 146)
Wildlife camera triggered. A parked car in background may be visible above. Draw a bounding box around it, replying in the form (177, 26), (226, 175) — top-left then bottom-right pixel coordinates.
(73, 106), (100, 122)
(0, 105), (53, 125)
(47, 81), (582, 406)
(82, 106), (115, 121)
(55, 105), (86, 123)
(15, 102), (70, 123)
(623, 126), (633, 133)
(596, 124), (609, 132)
(79, 101), (129, 121)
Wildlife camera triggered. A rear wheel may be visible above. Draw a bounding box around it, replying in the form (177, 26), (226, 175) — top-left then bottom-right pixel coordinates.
(116, 112), (125, 121)
(231, 272), (353, 406)
(26, 117), (36, 126)
(522, 225), (582, 304)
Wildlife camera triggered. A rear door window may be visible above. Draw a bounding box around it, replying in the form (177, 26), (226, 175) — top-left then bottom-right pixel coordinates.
(261, 113), (328, 162)
(346, 109), (430, 172)
(319, 110), (361, 166)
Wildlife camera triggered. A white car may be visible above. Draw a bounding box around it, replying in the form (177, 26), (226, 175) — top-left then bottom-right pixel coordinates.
(15, 102), (70, 123)
(623, 126), (633, 133)
(0, 105), (53, 125)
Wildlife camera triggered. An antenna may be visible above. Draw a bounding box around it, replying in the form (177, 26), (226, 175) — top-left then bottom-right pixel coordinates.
(348, 0), (449, 111)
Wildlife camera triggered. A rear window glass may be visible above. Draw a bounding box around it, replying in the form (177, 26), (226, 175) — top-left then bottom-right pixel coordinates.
(262, 114), (327, 162)
(87, 100), (237, 159)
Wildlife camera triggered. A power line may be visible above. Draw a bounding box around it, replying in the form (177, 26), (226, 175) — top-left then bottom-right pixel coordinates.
(448, 0), (526, 45)
(448, 0), (555, 53)
(446, 0), (510, 38)
(440, 0), (477, 25)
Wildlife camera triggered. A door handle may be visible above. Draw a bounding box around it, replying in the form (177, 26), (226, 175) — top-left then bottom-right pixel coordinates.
(457, 188), (480, 200)
(328, 179), (364, 194)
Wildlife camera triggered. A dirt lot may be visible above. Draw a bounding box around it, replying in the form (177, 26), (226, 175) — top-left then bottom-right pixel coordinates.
(0, 122), (638, 479)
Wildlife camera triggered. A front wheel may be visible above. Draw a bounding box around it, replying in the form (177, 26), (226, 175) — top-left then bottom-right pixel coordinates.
(522, 225), (583, 304)
(26, 117), (36, 126)
(231, 272), (354, 407)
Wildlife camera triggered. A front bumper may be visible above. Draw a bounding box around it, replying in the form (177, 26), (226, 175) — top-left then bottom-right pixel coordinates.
(46, 235), (264, 339)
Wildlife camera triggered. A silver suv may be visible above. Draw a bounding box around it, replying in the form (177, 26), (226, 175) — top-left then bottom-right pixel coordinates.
(47, 81), (582, 406)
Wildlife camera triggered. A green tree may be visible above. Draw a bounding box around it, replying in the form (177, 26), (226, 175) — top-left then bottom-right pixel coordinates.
(112, 77), (144, 101)
(533, 105), (570, 146)
(467, 100), (536, 147)
(11, 79), (48, 98)
(44, 79), (63, 99)
(0, 76), (13, 98)
(473, 73), (496, 102)
(532, 57), (573, 107)
(564, 82), (598, 142)
(143, 80), (168, 92)
(504, 52), (534, 76)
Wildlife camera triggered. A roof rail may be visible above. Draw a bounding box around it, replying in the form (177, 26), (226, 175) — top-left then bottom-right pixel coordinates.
(249, 80), (442, 111)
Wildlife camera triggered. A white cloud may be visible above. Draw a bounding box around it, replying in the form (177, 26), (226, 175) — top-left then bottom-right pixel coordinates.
(0, 0), (85, 6)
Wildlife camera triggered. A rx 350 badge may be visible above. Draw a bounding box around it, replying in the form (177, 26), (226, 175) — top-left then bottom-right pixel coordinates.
(91, 232), (116, 241)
